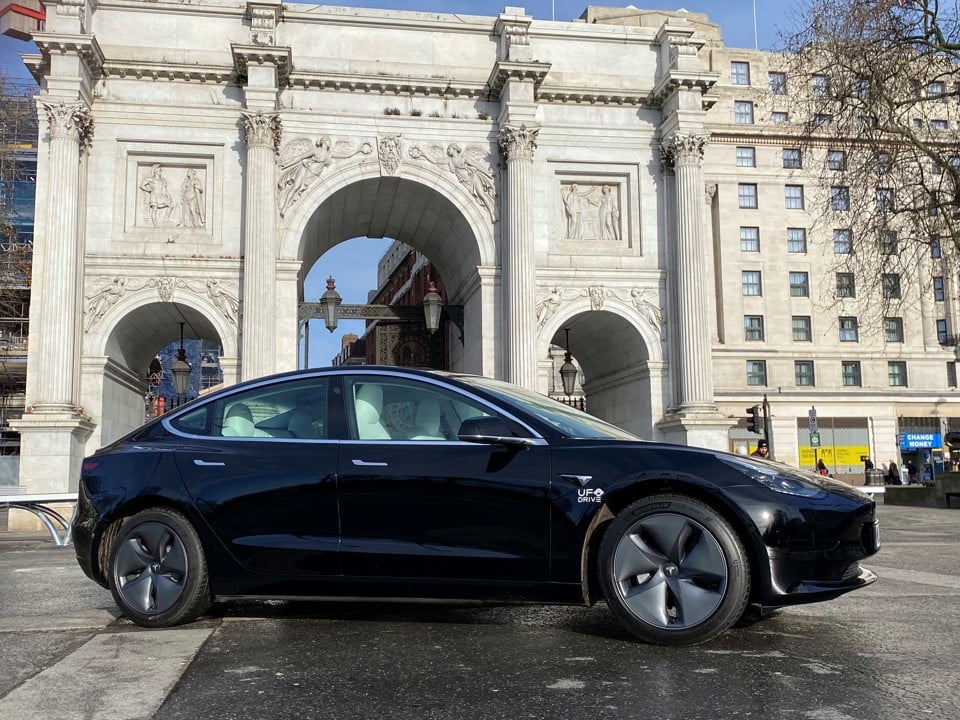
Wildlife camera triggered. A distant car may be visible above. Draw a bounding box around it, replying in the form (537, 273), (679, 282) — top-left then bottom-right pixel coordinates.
(72, 367), (879, 645)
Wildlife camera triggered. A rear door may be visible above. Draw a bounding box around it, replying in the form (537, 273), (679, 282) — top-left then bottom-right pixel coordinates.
(170, 375), (341, 576)
(336, 374), (551, 582)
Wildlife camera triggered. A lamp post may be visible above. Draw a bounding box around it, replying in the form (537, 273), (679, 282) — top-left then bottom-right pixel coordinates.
(422, 279), (443, 334)
(171, 322), (192, 402)
(559, 328), (578, 397)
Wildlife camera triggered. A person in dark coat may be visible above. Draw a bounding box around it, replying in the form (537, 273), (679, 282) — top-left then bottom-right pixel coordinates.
(886, 461), (901, 485)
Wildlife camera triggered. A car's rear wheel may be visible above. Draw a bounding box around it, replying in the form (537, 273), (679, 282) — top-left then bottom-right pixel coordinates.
(598, 493), (750, 645)
(108, 507), (210, 627)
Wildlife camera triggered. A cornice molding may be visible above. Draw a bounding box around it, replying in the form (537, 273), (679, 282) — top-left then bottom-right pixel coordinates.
(231, 44), (292, 86)
(486, 60), (551, 98)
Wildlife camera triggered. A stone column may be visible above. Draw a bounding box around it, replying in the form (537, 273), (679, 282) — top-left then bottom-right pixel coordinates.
(662, 133), (715, 411)
(31, 100), (93, 412)
(498, 124), (540, 390)
(239, 111), (281, 380)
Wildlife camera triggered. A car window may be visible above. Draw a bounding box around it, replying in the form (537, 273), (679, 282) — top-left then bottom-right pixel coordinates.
(170, 377), (329, 439)
(343, 375), (525, 441)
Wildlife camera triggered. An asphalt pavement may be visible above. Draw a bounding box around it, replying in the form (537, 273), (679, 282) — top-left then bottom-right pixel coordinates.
(1, 503), (959, 720)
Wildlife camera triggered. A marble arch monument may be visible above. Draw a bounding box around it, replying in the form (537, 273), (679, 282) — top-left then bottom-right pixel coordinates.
(12, 1), (731, 499)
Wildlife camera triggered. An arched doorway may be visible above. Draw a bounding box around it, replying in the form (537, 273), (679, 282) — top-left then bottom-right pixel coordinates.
(539, 304), (666, 438)
(282, 170), (497, 377)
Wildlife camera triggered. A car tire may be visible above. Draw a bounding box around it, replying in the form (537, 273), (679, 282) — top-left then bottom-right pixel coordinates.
(598, 493), (750, 646)
(108, 507), (211, 627)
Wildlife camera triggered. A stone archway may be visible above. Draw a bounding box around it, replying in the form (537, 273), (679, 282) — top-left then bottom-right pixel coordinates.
(538, 296), (667, 439)
(80, 291), (235, 450)
(279, 158), (498, 376)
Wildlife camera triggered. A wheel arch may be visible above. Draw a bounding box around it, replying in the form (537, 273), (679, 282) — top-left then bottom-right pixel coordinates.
(579, 477), (767, 606)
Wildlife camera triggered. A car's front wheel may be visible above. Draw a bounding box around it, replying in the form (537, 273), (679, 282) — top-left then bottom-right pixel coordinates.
(598, 493), (750, 645)
(108, 507), (211, 627)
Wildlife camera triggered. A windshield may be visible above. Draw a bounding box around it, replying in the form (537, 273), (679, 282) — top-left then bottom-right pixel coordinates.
(457, 375), (638, 440)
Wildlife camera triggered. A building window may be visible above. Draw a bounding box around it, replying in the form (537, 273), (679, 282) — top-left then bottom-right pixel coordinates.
(811, 74), (830, 98)
(731, 61), (751, 85)
(888, 361), (908, 387)
(787, 227), (807, 253)
(772, 111), (789, 124)
(949, 362), (958, 389)
(855, 76), (871, 100)
(882, 273), (901, 299)
(742, 271), (762, 296)
(928, 80), (946, 101)
(938, 319), (949, 344)
(740, 226), (760, 252)
(785, 185), (805, 209)
(738, 184), (758, 208)
(744, 315), (764, 341)
(842, 361), (862, 387)
(747, 360), (767, 386)
(769, 71), (787, 94)
(840, 316), (859, 342)
(734, 100), (755, 124)
(827, 149), (847, 170)
(789, 271), (809, 297)
(783, 148), (802, 169)
(831, 186), (850, 211)
(935, 276), (945, 301)
(881, 230), (899, 255)
(736, 146), (756, 167)
(885, 317), (904, 342)
(837, 272), (856, 298)
(876, 187), (894, 213)
(792, 316), (812, 341)
(913, 117), (923, 129)
(932, 119), (949, 132)
(795, 361), (815, 387)
(833, 228), (853, 253)
(813, 113), (833, 127)
(931, 236), (942, 258)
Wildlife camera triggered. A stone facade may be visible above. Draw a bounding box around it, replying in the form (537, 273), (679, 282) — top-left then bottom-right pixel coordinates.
(15, 2), (957, 505)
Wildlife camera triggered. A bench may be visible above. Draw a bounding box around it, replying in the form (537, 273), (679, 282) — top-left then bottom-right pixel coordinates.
(0, 488), (78, 546)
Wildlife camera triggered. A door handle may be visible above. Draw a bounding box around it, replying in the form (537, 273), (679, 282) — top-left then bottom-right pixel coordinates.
(352, 459), (388, 467)
(193, 459), (226, 467)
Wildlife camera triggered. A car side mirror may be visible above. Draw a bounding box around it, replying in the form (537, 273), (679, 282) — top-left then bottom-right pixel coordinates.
(457, 416), (532, 448)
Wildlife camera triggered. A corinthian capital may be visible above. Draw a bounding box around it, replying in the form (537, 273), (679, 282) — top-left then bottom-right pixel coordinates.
(40, 100), (95, 153)
(498, 124), (540, 161)
(660, 133), (709, 169)
(241, 111), (282, 150)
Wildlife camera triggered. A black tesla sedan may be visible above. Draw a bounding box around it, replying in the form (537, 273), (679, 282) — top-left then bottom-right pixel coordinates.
(73, 366), (878, 645)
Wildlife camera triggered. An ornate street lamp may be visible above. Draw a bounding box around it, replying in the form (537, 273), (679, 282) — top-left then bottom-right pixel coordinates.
(559, 328), (578, 397)
(320, 276), (343, 332)
(422, 279), (443, 334)
(171, 322), (192, 399)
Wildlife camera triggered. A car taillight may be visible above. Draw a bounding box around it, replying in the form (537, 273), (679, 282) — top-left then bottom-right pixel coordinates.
(81, 459), (101, 474)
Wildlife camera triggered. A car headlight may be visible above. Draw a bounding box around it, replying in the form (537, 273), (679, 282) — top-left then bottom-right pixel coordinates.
(720, 456), (828, 499)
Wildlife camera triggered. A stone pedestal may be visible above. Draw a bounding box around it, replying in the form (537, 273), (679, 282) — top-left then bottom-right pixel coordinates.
(7, 413), (94, 532)
(657, 412), (735, 451)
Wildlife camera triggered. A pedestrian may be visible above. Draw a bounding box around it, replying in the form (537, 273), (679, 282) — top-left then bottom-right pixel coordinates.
(886, 460), (901, 485)
(906, 460), (917, 485)
(864, 457), (874, 471)
(751, 440), (769, 458)
(817, 458), (829, 476)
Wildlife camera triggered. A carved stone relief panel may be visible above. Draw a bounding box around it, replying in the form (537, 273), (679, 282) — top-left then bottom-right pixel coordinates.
(116, 143), (222, 243)
(550, 164), (638, 252)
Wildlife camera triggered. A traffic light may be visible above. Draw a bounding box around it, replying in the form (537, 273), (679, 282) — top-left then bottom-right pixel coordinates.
(746, 405), (761, 434)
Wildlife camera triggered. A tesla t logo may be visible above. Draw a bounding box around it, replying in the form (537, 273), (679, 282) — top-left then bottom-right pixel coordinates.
(578, 488), (604, 503)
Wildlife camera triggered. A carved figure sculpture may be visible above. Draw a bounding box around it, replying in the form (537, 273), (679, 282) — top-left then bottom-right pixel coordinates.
(409, 143), (497, 221)
(277, 137), (373, 215)
(563, 184), (588, 239)
(140, 164), (173, 226)
(536, 287), (561, 329)
(84, 277), (126, 331)
(598, 185), (620, 242)
(180, 169), (205, 228)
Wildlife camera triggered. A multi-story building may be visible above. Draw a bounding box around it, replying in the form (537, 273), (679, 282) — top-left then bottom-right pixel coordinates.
(693, 28), (960, 480)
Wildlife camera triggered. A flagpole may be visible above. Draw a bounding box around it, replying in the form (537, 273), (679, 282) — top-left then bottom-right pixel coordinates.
(753, 0), (759, 50)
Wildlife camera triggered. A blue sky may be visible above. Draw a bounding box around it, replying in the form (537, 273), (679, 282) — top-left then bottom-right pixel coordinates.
(1, 1), (800, 366)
